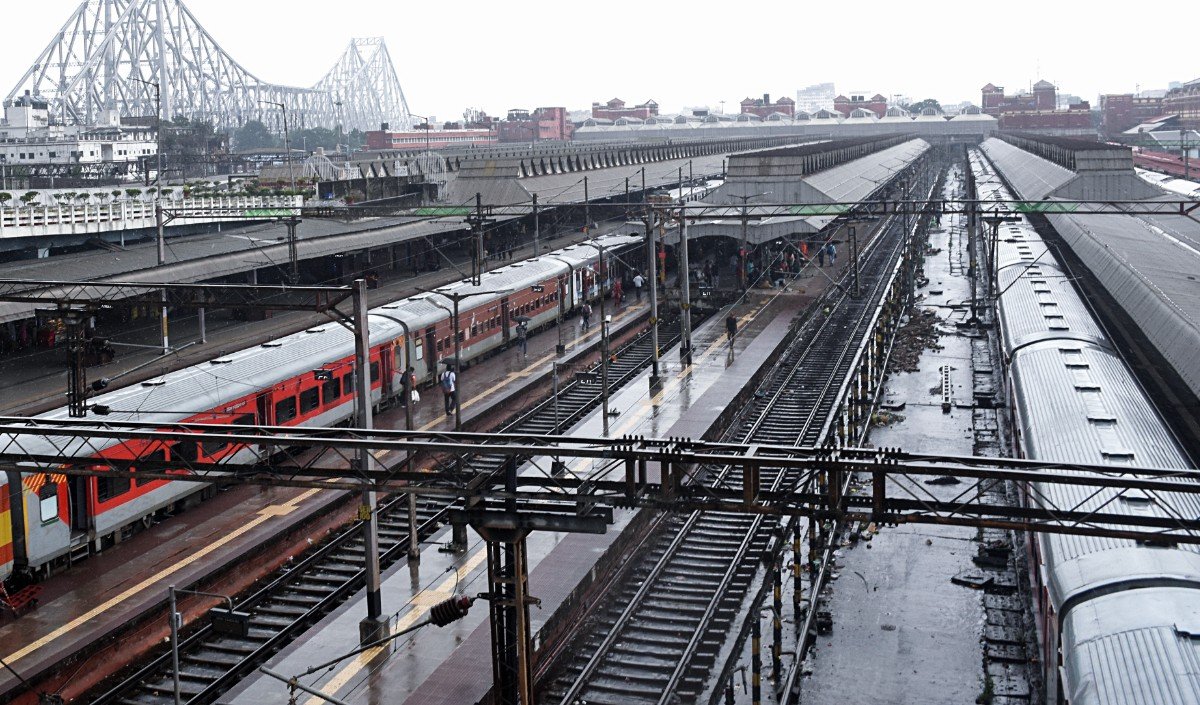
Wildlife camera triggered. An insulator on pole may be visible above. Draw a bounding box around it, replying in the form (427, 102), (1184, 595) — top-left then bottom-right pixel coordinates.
(429, 595), (473, 627)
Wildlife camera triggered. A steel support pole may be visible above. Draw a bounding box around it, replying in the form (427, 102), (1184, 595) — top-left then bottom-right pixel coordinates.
(752, 617), (762, 705)
(850, 225), (860, 298)
(583, 176), (589, 235)
(169, 585), (181, 705)
(678, 207), (692, 365)
(645, 212), (661, 389)
(352, 280), (385, 644)
(772, 566), (783, 677)
(532, 193), (539, 257)
(198, 306), (206, 344)
(740, 206), (749, 291)
(453, 296), (463, 431)
(486, 530), (534, 705)
(793, 521), (803, 630)
(156, 203), (169, 355)
(552, 361), (560, 433)
(286, 218), (299, 284)
(598, 245), (610, 436)
(405, 354), (418, 562)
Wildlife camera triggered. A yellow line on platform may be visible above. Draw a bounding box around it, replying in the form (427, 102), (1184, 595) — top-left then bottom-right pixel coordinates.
(303, 548), (488, 705)
(0, 488), (322, 667)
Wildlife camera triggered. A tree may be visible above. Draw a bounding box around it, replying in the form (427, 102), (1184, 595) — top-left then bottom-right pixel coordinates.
(20, 191), (39, 205)
(111, 189), (123, 201)
(125, 188), (142, 200)
(233, 120), (279, 151)
(901, 98), (942, 114)
(0, 192), (11, 207)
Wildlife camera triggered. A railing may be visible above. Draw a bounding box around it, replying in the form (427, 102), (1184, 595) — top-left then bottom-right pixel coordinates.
(0, 195), (302, 240)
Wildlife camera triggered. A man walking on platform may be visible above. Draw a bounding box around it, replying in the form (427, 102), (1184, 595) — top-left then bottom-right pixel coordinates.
(439, 367), (457, 416)
(633, 272), (644, 301)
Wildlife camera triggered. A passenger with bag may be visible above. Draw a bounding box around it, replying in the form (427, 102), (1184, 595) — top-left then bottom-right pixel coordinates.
(439, 367), (457, 416)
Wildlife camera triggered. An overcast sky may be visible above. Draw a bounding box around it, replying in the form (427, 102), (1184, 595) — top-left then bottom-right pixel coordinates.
(2, 0), (1195, 122)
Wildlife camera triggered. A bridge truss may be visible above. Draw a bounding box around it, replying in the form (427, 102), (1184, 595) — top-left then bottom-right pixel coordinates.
(5, 0), (412, 132)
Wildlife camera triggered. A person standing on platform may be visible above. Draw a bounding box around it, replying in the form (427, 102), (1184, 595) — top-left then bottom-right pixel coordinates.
(612, 278), (624, 309)
(581, 302), (593, 331)
(827, 241), (837, 266)
(726, 314), (737, 343)
(817, 244), (826, 268)
(439, 367), (457, 416)
(516, 321), (528, 356)
(633, 272), (644, 301)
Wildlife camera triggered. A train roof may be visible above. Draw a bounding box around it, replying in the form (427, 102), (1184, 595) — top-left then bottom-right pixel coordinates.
(1061, 588), (1200, 705)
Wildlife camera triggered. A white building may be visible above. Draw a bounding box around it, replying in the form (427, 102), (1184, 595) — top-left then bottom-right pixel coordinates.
(795, 83), (836, 114)
(0, 91), (156, 168)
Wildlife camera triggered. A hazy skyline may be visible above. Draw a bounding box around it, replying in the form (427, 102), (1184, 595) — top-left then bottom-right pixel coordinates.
(1, 0), (1194, 123)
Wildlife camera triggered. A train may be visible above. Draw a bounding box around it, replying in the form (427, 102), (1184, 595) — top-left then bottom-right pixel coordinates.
(972, 148), (1200, 704)
(0, 232), (644, 587)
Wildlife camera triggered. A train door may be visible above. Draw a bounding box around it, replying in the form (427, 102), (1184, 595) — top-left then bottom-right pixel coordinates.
(68, 476), (89, 532)
(500, 297), (512, 344)
(379, 344), (394, 400)
(558, 274), (569, 317)
(425, 327), (438, 380)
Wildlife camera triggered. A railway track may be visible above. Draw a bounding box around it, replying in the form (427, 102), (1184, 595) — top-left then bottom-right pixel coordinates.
(543, 209), (913, 705)
(86, 310), (702, 705)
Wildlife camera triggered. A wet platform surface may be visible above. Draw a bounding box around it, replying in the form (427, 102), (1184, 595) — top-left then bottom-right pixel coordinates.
(0, 283), (643, 699)
(798, 178), (987, 704)
(225, 290), (806, 705)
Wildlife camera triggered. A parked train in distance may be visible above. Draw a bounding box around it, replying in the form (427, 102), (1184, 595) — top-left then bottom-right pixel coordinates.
(0, 233), (644, 587)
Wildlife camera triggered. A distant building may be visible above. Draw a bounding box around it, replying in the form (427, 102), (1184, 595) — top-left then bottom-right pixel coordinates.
(497, 107), (574, 143)
(981, 80), (1056, 116)
(365, 125), (496, 150)
(591, 98), (659, 121)
(982, 80), (1093, 136)
(795, 83), (836, 113)
(1163, 77), (1200, 131)
(740, 93), (795, 118)
(0, 90), (156, 169)
(1100, 93), (1166, 136)
(833, 93), (887, 118)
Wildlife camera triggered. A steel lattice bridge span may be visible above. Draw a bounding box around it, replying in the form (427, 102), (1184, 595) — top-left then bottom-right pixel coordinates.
(6, 0), (411, 131)
(3, 419), (1198, 545)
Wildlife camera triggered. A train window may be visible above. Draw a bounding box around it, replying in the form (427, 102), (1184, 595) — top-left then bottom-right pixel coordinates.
(171, 441), (199, 463)
(414, 340), (424, 361)
(38, 482), (58, 524)
(232, 413), (255, 426)
(369, 362), (380, 383)
(322, 377), (340, 404)
(275, 396), (298, 423)
(201, 438), (228, 457)
(300, 387), (321, 414)
(342, 375), (354, 396)
(97, 473), (131, 503)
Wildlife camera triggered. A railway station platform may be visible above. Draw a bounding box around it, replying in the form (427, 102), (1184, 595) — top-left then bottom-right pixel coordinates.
(0, 220), (625, 416)
(0, 287), (644, 701)
(224, 289), (808, 705)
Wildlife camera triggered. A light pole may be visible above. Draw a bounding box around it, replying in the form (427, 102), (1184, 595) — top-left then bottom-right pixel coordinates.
(642, 206), (662, 390)
(677, 201), (693, 365)
(132, 76), (170, 355)
(257, 100), (296, 193)
(732, 191), (772, 290)
(169, 585), (236, 705)
(588, 245), (612, 436)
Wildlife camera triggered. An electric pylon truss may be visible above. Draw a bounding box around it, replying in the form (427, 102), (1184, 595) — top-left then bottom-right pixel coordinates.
(5, 0), (412, 133)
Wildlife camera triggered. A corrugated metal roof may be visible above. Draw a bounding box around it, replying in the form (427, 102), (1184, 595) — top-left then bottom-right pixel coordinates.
(1062, 589), (1200, 705)
(1047, 211), (1200, 401)
(980, 137), (1074, 200)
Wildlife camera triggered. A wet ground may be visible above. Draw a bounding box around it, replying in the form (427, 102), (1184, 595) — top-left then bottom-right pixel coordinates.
(795, 172), (1000, 705)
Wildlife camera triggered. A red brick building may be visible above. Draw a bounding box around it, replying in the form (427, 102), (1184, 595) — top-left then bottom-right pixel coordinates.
(833, 93), (887, 118)
(591, 98), (658, 121)
(1100, 93), (1166, 136)
(739, 94), (796, 118)
(497, 107), (574, 143)
(981, 80), (1056, 116)
(1163, 78), (1200, 130)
